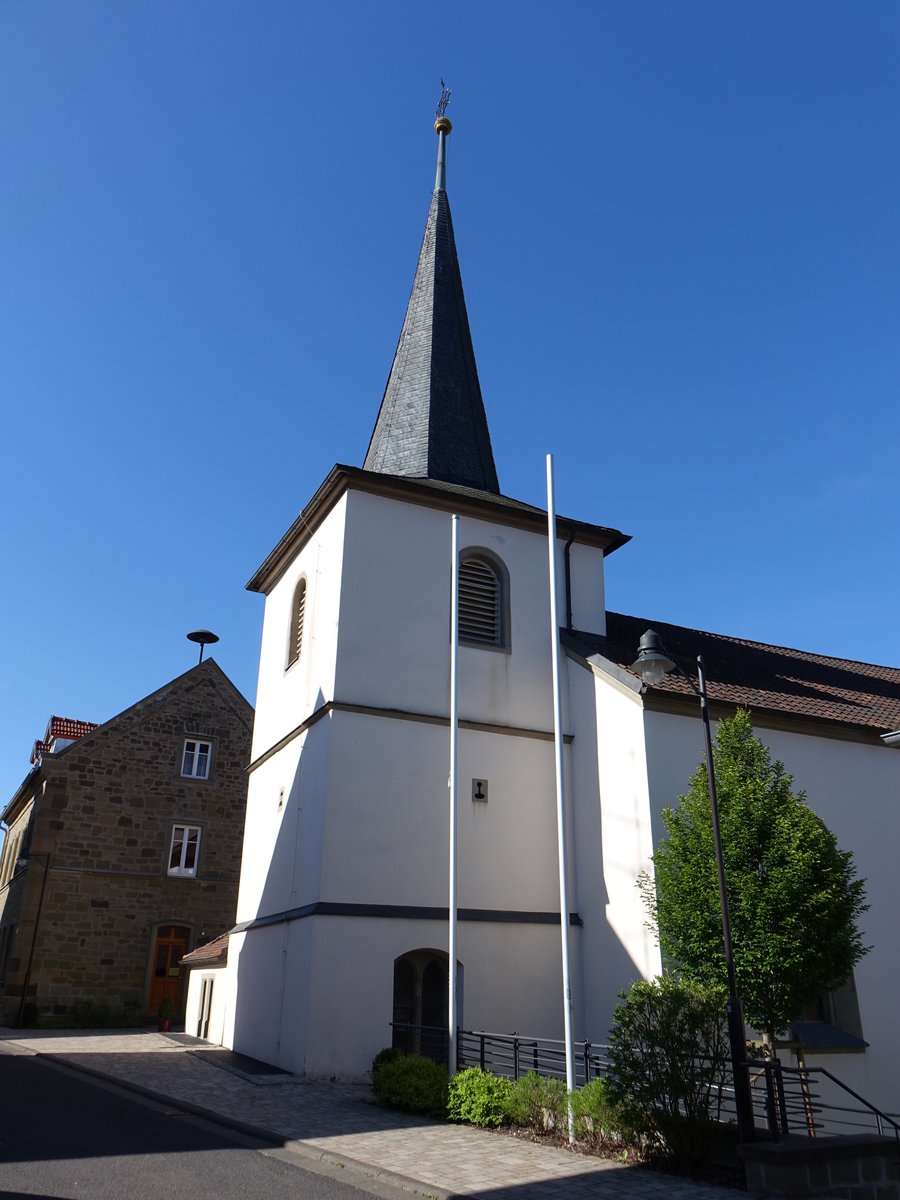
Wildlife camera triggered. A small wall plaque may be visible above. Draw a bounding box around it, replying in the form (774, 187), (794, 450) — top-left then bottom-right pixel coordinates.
(472, 779), (488, 803)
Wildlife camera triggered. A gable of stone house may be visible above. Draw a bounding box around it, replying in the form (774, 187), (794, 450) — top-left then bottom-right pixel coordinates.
(36, 660), (252, 878)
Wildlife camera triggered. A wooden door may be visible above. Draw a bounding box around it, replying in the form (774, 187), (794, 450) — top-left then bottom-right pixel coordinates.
(148, 925), (190, 1017)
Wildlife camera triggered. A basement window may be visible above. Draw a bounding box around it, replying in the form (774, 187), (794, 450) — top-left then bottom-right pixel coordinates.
(168, 824), (201, 877)
(181, 739), (211, 780)
(458, 550), (510, 650)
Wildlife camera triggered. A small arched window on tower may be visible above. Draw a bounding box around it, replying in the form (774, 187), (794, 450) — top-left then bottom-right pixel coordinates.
(458, 550), (509, 651)
(286, 578), (307, 669)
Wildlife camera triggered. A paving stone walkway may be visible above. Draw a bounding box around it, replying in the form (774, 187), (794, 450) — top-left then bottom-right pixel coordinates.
(0, 1028), (747, 1199)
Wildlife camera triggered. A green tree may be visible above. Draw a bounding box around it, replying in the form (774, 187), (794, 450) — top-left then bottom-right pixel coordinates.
(640, 709), (868, 1048)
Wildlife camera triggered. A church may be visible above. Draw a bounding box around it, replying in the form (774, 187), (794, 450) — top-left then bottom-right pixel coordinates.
(185, 110), (900, 1117)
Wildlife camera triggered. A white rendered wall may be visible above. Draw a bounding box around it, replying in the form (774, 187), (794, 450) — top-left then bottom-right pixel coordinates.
(320, 710), (562, 912)
(183, 970), (202, 1039)
(333, 490), (606, 734)
(757, 727), (898, 1116)
(236, 720), (330, 924)
(302, 914), (571, 1079)
(566, 661), (661, 1046)
(567, 541), (606, 636)
(250, 494), (347, 760)
(183, 968), (227, 1046)
(643, 709), (899, 1116)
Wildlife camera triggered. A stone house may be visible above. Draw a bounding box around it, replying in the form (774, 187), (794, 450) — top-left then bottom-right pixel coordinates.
(185, 116), (900, 1117)
(0, 658), (252, 1024)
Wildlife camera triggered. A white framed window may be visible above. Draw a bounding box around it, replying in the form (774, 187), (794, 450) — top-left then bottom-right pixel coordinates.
(286, 578), (307, 669)
(458, 550), (510, 650)
(168, 824), (201, 876)
(181, 739), (211, 780)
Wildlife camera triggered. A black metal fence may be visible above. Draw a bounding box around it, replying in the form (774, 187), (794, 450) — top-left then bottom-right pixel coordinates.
(456, 1027), (611, 1088)
(392, 1021), (449, 1064)
(746, 1057), (900, 1145)
(390, 1022), (899, 1146)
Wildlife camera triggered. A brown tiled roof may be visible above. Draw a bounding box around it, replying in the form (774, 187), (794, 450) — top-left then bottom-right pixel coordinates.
(182, 932), (229, 967)
(48, 716), (98, 740)
(30, 716), (99, 764)
(594, 612), (900, 735)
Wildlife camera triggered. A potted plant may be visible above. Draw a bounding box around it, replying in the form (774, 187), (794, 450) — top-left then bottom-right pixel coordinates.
(157, 995), (174, 1033)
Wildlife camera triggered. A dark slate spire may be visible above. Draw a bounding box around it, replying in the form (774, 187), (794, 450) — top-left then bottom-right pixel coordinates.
(363, 110), (500, 494)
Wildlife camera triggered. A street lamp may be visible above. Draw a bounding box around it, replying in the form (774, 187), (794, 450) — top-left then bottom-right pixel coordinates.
(14, 848), (51, 1029)
(632, 629), (756, 1143)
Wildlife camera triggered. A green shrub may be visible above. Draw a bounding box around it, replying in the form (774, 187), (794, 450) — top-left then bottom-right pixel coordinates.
(570, 1076), (636, 1151)
(371, 1045), (403, 1088)
(71, 999), (115, 1028)
(372, 1053), (448, 1119)
(605, 976), (730, 1163)
(21, 1002), (39, 1028)
(448, 1067), (513, 1127)
(43, 999), (146, 1030)
(506, 1071), (569, 1135)
(120, 1000), (143, 1027)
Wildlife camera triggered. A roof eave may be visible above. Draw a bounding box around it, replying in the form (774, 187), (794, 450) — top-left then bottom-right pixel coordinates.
(246, 464), (630, 595)
(639, 685), (894, 746)
(2, 764), (43, 826)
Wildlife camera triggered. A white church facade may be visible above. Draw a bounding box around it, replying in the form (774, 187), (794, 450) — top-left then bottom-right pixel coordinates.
(185, 114), (900, 1117)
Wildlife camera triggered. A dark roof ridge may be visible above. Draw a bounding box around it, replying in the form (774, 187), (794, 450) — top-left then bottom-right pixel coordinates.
(597, 611), (900, 736)
(606, 610), (900, 675)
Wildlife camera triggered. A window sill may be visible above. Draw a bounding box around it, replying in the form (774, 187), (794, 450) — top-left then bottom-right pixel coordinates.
(789, 1021), (868, 1053)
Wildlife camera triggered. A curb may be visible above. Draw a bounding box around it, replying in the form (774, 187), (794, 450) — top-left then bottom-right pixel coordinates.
(33, 1049), (454, 1200)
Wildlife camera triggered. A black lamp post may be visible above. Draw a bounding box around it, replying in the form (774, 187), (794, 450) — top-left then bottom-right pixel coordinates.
(14, 848), (51, 1029)
(632, 629), (756, 1143)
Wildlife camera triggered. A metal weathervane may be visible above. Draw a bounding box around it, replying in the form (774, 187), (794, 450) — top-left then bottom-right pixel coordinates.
(435, 79), (451, 119)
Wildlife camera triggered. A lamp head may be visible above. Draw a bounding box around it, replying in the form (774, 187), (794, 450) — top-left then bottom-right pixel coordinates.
(631, 629), (676, 687)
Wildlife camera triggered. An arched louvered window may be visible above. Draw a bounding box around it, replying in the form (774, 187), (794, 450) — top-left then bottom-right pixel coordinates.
(286, 578), (306, 669)
(458, 551), (509, 649)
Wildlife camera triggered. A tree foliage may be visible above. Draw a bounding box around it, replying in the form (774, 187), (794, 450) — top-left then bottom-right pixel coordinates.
(640, 710), (868, 1042)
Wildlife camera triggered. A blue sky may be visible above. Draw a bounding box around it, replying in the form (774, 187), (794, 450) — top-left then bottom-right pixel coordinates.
(1, 2), (898, 803)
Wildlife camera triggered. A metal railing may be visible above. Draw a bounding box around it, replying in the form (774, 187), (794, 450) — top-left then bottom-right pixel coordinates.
(392, 1021), (450, 1064)
(391, 1022), (611, 1084)
(456, 1027), (611, 1087)
(389, 1023), (898, 1146)
(747, 1058), (900, 1145)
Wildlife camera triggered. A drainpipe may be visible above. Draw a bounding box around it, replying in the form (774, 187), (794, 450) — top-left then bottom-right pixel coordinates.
(563, 536), (575, 632)
(16, 850), (51, 1027)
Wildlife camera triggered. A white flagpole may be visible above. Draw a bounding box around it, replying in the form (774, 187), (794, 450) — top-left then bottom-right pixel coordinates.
(448, 514), (459, 1076)
(546, 454), (576, 1141)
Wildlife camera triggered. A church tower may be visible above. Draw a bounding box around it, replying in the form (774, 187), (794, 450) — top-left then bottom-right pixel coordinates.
(197, 103), (638, 1080)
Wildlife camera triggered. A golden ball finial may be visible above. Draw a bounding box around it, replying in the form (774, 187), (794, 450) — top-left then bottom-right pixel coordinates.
(434, 116), (452, 135)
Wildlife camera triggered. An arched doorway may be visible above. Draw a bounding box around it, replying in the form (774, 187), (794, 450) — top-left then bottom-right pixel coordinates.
(391, 949), (462, 1065)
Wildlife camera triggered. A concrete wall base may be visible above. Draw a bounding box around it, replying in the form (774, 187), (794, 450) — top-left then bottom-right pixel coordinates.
(739, 1134), (899, 1198)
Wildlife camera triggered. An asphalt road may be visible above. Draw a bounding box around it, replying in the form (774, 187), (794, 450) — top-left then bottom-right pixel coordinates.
(0, 1051), (411, 1200)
